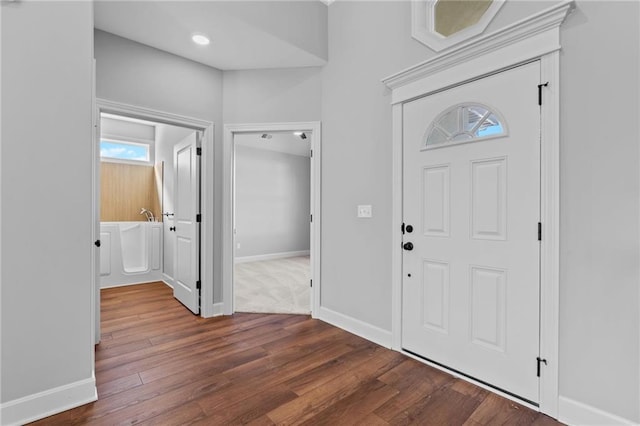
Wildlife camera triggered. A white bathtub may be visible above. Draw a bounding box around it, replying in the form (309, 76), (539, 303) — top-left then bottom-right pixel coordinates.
(100, 221), (163, 288)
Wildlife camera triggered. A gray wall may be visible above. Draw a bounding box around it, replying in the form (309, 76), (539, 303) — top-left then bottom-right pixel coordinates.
(322, 0), (640, 422)
(223, 67), (322, 123)
(235, 146), (310, 258)
(1, 0), (94, 404)
(559, 1), (639, 420)
(321, 1), (430, 331)
(95, 30), (224, 303)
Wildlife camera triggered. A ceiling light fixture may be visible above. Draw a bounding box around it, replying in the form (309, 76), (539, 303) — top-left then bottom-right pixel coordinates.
(192, 33), (210, 46)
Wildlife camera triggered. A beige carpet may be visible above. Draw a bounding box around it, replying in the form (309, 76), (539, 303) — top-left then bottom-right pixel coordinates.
(234, 256), (310, 314)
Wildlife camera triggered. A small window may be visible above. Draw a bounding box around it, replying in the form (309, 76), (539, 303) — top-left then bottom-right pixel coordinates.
(424, 103), (507, 149)
(100, 140), (150, 163)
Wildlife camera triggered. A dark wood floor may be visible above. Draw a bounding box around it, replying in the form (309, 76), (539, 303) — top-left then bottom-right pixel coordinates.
(32, 282), (562, 425)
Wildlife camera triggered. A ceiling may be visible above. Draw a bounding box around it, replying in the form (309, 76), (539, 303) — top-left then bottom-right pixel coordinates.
(94, 1), (328, 71)
(235, 131), (311, 157)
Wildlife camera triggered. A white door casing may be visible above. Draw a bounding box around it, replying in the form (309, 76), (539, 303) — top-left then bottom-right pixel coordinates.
(402, 62), (541, 403)
(384, 1), (573, 416)
(222, 122), (322, 317)
(95, 99), (215, 318)
(173, 132), (200, 314)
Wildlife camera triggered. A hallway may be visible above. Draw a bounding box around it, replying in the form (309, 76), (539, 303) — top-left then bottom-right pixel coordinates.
(31, 282), (560, 425)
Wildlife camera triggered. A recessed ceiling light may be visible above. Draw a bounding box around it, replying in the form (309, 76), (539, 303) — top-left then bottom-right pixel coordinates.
(192, 34), (210, 46)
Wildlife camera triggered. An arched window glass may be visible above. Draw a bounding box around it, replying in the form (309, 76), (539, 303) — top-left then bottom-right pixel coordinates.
(424, 103), (507, 149)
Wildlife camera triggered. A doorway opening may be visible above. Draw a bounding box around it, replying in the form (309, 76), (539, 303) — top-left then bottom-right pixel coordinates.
(93, 100), (214, 343)
(222, 122), (321, 317)
(233, 131), (312, 314)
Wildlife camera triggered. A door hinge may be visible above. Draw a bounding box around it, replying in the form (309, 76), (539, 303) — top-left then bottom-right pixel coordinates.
(538, 82), (549, 106)
(196, 147), (202, 156)
(536, 357), (547, 377)
(310, 150), (313, 158)
(196, 280), (201, 290)
(196, 214), (201, 223)
(310, 214), (313, 223)
(310, 279), (312, 288)
(94, 239), (101, 248)
(401, 222), (405, 234)
(537, 222), (542, 241)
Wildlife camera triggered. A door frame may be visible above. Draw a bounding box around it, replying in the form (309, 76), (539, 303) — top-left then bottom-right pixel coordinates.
(383, 1), (574, 418)
(222, 122), (321, 317)
(93, 99), (216, 339)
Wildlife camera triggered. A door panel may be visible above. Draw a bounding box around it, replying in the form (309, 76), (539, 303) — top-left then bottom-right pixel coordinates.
(173, 133), (200, 314)
(402, 62), (541, 403)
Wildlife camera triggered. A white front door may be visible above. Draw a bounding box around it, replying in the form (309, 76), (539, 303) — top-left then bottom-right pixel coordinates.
(173, 133), (200, 314)
(402, 62), (541, 403)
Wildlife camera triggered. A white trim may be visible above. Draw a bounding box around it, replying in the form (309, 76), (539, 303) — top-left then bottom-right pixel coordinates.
(91, 59), (100, 346)
(0, 377), (97, 426)
(391, 103), (403, 351)
(558, 396), (638, 426)
(412, 0), (505, 52)
(385, 2), (573, 418)
(211, 302), (224, 317)
(162, 273), (175, 289)
(538, 49), (561, 418)
(235, 250), (310, 264)
(223, 122), (321, 318)
(97, 99), (212, 129)
(95, 99), (216, 319)
(384, 0), (575, 104)
(318, 307), (392, 349)
(100, 279), (163, 289)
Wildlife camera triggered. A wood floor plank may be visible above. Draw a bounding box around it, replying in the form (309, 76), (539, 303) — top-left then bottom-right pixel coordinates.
(265, 348), (404, 425)
(387, 380), (485, 426)
(300, 379), (399, 426)
(96, 373), (142, 399)
(29, 282), (564, 426)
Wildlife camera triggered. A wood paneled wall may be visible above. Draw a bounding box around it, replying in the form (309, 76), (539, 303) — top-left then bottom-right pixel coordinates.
(101, 162), (163, 222)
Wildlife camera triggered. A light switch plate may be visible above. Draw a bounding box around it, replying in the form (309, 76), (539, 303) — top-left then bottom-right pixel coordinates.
(357, 205), (372, 218)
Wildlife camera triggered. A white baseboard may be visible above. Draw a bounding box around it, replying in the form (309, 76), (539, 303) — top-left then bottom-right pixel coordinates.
(558, 396), (638, 426)
(212, 302), (224, 316)
(162, 274), (175, 289)
(0, 377), (97, 425)
(100, 277), (162, 289)
(235, 250), (310, 264)
(317, 306), (392, 348)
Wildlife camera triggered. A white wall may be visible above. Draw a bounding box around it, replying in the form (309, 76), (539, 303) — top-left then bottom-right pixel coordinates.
(235, 145), (310, 258)
(0, 1), (96, 422)
(155, 124), (195, 282)
(95, 30), (224, 302)
(559, 1), (640, 421)
(321, 1), (431, 332)
(322, 0), (640, 423)
(223, 67), (322, 123)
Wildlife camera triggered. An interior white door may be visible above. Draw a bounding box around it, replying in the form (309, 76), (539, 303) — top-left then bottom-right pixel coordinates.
(402, 62), (541, 403)
(173, 132), (200, 314)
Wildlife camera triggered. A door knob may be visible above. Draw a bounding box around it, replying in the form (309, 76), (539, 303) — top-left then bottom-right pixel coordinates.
(169, 226), (176, 232)
(403, 242), (414, 251)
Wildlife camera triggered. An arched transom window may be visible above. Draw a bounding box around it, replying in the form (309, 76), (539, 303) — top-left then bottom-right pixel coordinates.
(424, 103), (507, 149)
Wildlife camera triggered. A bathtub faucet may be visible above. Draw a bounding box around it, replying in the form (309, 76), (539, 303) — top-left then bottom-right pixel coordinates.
(140, 208), (155, 222)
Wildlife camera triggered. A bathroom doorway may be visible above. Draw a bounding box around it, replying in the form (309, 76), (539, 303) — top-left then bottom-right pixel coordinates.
(93, 100), (214, 343)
